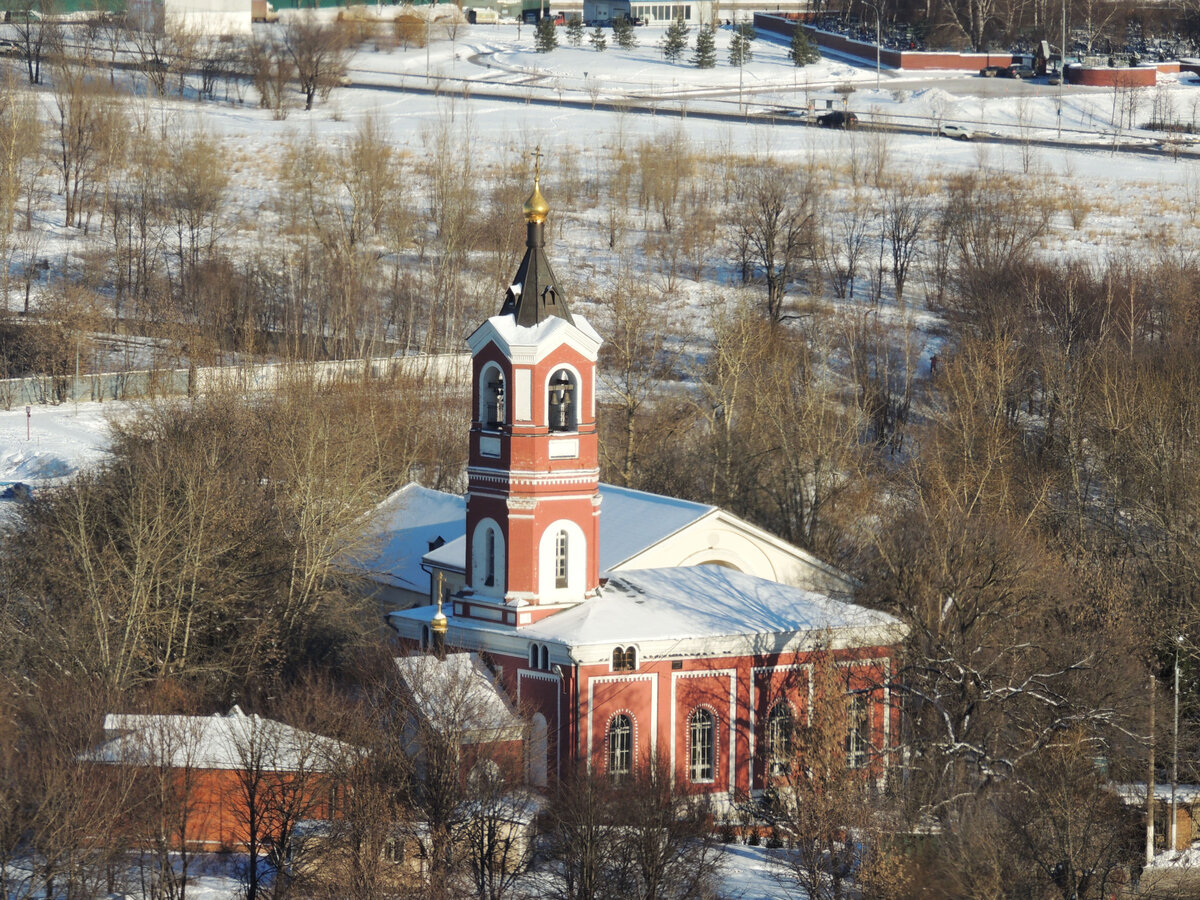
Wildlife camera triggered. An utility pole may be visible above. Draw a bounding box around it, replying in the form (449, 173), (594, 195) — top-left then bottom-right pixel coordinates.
(1172, 639), (1181, 851)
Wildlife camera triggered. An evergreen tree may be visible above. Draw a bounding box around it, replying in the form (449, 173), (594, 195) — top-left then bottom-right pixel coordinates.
(566, 15), (584, 46)
(729, 22), (754, 66)
(692, 24), (716, 68)
(661, 16), (689, 62)
(788, 23), (820, 65)
(535, 15), (558, 53)
(612, 15), (638, 49)
(589, 26), (608, 51)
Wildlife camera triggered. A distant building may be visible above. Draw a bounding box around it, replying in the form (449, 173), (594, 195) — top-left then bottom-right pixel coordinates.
(387, 170), (907, 803)
(127, 0), (252, 36)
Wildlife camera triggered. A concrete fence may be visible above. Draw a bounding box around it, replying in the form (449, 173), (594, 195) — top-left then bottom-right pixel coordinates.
(0, 353), (472, 410)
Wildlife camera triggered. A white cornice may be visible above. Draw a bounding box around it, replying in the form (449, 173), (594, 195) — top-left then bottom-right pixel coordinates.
(467, 314), (602, 364)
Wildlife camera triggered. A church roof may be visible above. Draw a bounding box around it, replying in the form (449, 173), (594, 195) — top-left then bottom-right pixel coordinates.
(410, 483), (715, 575)
(525, 566), (902, 649)
(500, 176), (572, 327)
(358, 483), (469, 592)
(389, 566), (903, 664)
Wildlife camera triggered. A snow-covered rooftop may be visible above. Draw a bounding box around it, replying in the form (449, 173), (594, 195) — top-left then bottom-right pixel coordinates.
(409, 482), (715, 576)
(390, 565), (904, 663)
(523, 565), (902, 646)
(393, 651), (525, 743)
(84, 706), (345, 771)
(357, 483), (469, 592)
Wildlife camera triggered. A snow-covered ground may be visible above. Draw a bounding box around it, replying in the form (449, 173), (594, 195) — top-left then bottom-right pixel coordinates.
(0, 400), (120, 485)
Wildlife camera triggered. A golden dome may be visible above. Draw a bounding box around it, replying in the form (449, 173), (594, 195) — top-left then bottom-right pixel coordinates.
(523, 178), (549, 224)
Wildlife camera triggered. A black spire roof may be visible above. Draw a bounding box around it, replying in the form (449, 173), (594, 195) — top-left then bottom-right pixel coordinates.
(500, 176), (574, 327)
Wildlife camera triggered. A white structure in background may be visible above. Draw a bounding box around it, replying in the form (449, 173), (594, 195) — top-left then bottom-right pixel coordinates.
(357, 481), (855, 611)
(127, 0), (252, 36)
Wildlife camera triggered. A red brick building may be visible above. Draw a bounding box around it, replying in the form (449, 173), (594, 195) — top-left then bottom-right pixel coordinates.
(388, 174), (906, 800)
(85, 707), (342, 850)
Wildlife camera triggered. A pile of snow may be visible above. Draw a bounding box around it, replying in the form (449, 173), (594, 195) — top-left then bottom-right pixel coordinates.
(1148, 845), (1200, 869)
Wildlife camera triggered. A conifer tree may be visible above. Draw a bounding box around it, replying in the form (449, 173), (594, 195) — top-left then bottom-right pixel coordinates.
(661, 16), (689, 62)
(692, 25), (716, 68)
(612, 15), (638, 49)
(535, 15), (558, 53)
(788, 22), (820, 65)
(566, 15), (584, 46)
(589, 25), (608, 51)
(729, 22), (754, 66)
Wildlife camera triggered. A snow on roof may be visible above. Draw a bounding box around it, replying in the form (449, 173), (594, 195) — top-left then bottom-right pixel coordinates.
(357, 483), (466, 592)
(520, 565), (903, 648)
(474, 311), (602, 349)
(1115, 783), (1200, 806)
(393, 652), (525, 743)
(416, 483), (714, 575)
(84, 706), (346, 771)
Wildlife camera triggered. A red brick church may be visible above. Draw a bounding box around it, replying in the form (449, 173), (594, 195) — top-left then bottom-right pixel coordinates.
(387, 171), (906, 799)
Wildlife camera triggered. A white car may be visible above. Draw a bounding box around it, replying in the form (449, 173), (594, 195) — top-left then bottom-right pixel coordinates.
(940, 123), (974, 140)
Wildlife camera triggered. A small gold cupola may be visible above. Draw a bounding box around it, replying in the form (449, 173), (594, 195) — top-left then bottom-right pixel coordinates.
(500, 145), (574, 327)
(523, 178), (550, 224)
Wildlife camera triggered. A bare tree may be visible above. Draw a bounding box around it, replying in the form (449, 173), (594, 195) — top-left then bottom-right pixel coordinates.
(281, 14), (350, 111)
(538, 766), (625, 900)
(732, 160), (820, 324)
(52, 65), (126, 229)
(822, 191), (872, 300)
(758, 648), (881, 900)
(881, 174), (929, 304)
(596, 269), (679, 487)
(10, 0), (60, 85)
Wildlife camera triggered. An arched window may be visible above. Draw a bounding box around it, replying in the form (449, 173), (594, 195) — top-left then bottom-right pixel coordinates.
(612, 647), (637, 672)
(548, 368), (577, 432)
(608, 714), (633, 777)
(688, 708), (715, 783)
(484, 528), (496, 587)
(555, 530), (569, 588)
(421, 625), (430, 650)
(846, 695), (870, 769)
(540, 645), (549, 670)
(529, 644), (539, 669)
(483, 366), (505, 429)
(767, 703), (793, 777)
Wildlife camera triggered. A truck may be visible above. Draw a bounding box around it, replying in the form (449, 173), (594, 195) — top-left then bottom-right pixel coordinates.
(252, 0), (278, 23)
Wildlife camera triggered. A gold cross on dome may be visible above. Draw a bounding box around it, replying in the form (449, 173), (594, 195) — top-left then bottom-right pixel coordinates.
(531, 145), (543, 181)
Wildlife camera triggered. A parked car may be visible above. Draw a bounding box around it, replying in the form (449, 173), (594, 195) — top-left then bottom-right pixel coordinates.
(1047, 70), (1063, 85)
(818, 110), (858, 129)
(1003, 65), (1036, 78)
(0, 482), (32, 502)
(979, 65), (1004, 77)
(939, 123), (974, 140)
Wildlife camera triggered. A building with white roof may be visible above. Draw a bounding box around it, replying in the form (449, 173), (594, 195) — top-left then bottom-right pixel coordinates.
(361, 480), (853, 610)
(83, 706), (345, 850)
(388, 168), (906, 800)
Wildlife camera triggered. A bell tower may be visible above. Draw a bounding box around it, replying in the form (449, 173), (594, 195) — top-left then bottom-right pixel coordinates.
(458, 154), (603, 628)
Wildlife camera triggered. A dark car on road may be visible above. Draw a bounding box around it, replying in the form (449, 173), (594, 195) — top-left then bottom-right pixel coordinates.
(818, 110), (859, 129)
(1003, 65), (1036, 78)
(979, 65), (1004, 77)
